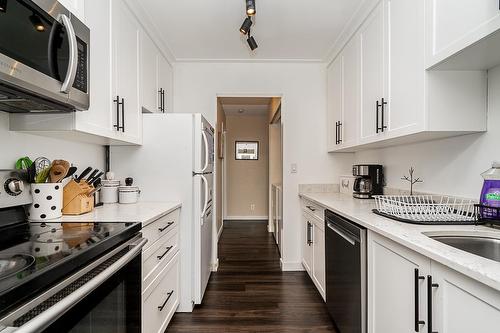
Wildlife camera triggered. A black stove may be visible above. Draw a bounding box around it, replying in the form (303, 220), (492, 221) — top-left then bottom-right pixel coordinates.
(0, 170), (142, 328)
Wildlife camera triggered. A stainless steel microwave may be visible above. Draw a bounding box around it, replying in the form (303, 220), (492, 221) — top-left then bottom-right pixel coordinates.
(0, 0), (90, 112)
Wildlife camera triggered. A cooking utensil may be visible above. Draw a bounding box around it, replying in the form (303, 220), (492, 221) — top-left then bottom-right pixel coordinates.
(76, 167), (92, 183)
(88, 184), (103, 197)
(27, 163), (37, 183)
(65, 166), (77, 179)
(86, 169), (99, 183)
(34, 167), (51, 184)
(33, 157), (51, 175)
(15, 157), (33, 170)
(92, 178), (102, 188)
(49, 164), (67, 183)
(88, 172), (104, 185)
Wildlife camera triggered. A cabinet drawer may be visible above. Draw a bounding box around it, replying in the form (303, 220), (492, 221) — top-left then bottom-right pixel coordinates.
(143, 253), (179, 333)
(143, 227), (179, 289)
(142, 209), (179, 250)
(301, 200), (325, 221)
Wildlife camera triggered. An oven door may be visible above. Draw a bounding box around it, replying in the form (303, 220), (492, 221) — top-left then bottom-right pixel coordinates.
(0, 0), (89, 111)
(1, 236), (146, 333)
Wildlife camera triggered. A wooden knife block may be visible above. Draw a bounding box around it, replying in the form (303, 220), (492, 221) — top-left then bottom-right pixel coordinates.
(63, 180), (94, 215)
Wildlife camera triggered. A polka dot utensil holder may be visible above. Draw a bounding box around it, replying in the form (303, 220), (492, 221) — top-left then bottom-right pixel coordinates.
(28, 183), (63, 221)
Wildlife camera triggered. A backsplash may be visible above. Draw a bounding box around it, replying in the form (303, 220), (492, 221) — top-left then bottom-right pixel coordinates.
(0, 112), (105, 170)
(299, 184), (339, 194)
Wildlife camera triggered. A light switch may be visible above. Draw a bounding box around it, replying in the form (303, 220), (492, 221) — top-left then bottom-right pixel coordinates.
(291, 163), (298, 174)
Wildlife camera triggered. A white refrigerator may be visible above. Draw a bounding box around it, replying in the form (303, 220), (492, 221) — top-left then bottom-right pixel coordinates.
(110, 113), (214, 312)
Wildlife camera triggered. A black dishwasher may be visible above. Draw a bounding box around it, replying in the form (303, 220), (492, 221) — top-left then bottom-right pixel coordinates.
(325, 210), (367, 333)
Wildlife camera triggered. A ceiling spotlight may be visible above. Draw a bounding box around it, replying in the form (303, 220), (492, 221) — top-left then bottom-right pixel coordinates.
(29, 14), (45, 32)
(247, 35), (258, 51)
(239, 17), (252, 35)
(0, 0), (7, 13)
(246, 0), (256, 16)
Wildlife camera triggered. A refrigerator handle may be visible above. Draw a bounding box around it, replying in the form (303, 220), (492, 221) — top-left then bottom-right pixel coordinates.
(201, 130), (209, 173)
(200, 174), (209, 224)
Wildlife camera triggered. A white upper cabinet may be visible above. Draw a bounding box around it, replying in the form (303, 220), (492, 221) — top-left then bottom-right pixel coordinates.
(58, 0), (85, 22)
(327, 35), (360, 150)
(327, 0), (487, 153)
(11, 0), (144, 145)
(426, 0), (500, 69)
(359, 0), (387, 144)
(141, 31), (173, 114)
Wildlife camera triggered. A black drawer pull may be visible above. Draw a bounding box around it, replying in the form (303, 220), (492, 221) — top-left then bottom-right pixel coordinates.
(157, 246), (174, 260)
(158, 221), (175, 232)
(427, 275), (439, 333)
(158, 290), (174, 311)
(414, 269), (425, 332)
(306, 205), (316, 212)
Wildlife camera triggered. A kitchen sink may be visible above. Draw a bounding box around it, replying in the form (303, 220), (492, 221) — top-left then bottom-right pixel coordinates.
(427, 233), (500, 263)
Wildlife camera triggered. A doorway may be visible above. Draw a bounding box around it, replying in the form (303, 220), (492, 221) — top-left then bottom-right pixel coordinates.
(215, 97), (283, 253)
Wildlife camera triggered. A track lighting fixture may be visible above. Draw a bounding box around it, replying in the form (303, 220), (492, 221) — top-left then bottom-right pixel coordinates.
(247, 35), (258, 51)
(239, 17), (252, 35)
(0, 0), (7, 13)
(29, 14), (45, 32)
(246, 0), (256, 16)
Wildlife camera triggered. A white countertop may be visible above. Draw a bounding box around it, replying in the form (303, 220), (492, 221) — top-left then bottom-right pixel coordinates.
(60, 202), (182, 227)
(300, 192), (500, 292)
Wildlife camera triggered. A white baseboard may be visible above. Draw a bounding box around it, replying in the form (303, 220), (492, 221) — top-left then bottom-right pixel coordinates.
(211, 258), (219, 272)
(217, 222), (224, 240)
(225, 216), (269, 221)
(280, 259), (305, 271)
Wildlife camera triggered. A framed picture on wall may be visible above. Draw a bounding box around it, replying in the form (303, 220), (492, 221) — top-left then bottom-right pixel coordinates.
(235, 141), (259, 160)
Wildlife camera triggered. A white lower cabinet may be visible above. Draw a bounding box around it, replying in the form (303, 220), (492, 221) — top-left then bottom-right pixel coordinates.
(142, 208), (181, 333)
(368, 230), (500, 333)
(301, 199), (325, 301)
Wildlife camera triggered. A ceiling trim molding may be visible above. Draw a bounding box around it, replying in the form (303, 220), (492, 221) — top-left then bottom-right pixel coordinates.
(323, 0), (379, 66)
(175, 58), (324, 64)
(124, 0), (177, 65)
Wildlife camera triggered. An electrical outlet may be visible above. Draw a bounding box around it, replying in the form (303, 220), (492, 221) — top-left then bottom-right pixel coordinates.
(291, 163), (298, 174)
(250, 204), (255, 211)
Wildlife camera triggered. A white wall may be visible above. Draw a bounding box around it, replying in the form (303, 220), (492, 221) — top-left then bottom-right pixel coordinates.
(174, 62), (354, 269)
(355, 65), (500, 199)
(0, 112), (104, 171)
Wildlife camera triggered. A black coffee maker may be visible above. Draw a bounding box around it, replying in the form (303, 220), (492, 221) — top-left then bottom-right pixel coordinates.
(352, 164), (384, 199)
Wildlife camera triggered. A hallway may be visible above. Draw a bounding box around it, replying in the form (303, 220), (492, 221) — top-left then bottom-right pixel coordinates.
(167, 221), (336, 332)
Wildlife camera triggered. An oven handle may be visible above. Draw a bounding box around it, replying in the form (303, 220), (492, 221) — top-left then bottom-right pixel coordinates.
(58, 14), (78, 94)
(327, 222), (357, 246)
(14, 237), (148, 333)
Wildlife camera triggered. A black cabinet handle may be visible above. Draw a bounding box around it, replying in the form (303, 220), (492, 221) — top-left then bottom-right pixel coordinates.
(335, 121), (338, 145)
(376, 100), (381, 133)
(427, 275), (439, 333)
(158, 221), (175, 232)
(307, 222), (313, 246)
(306, 205), (316, 212)
(381, 98), (387, 132)
(113, 95), (124, 132)
(414, 269), (426, 332)
(158, 290), (174, 311)
(158, 88), (163, 112)
(162, 89), (166, 112)
(338, 121), (342, 144)
(157, 246), (174, 260)
(121, 97), (125, 132)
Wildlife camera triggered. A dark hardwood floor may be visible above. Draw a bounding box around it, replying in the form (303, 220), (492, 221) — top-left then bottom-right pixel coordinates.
(167, 221), (337, 332)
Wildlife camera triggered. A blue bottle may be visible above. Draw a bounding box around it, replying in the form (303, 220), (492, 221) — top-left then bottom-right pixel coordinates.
(480, 162), (500, 219)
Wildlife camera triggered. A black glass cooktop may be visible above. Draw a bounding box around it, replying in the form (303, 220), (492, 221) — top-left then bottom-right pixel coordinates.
(0, 210), (141, 318)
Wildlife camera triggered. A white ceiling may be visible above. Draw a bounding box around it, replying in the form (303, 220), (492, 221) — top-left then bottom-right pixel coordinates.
(220, 97), (272, 116)
(136, 0), (363, 61)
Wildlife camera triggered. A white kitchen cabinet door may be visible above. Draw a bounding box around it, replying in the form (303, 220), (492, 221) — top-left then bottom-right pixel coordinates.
(341, 35), (360, 147)
(59, 0), (85, 22)
(359, 0), (387, 143)
(141, 31), (159, 114)
(430, 262), (500, 333)
(157, 55), (173, 113)
(312, 222), (325, 300)
(302, 214), (313, 274)
(385, 0), (425, 137)
(327, 55), (342, 151)
(368, 231), (430, 333)
(426, 0), (500, 68)
(112, 0), (142, 143)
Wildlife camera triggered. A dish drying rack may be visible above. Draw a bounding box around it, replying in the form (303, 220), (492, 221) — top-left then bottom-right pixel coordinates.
(372, 195), (480, 225)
